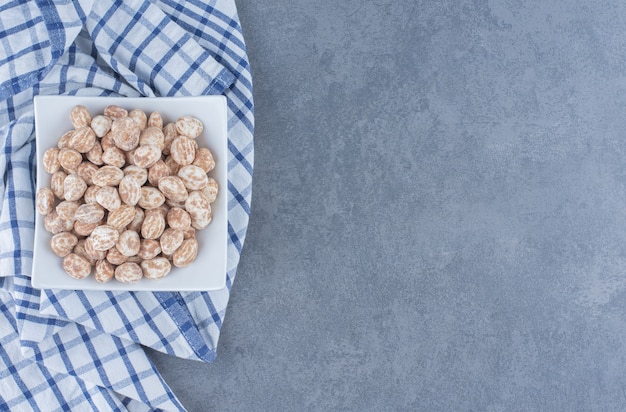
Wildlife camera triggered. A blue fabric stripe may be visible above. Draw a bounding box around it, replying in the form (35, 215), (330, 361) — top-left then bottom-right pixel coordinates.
(0, 16), (44, 38)
(0, 0), (23, 14)
(227, 93), (254, 133)
(228, 221), (242, 253)
(154, 292), (216, 361)
(228, 181), (250, 215)
(0, 0), (67, 99)
(129, 293), (177, 356)
(33, 364), (69, 411)
(0, 343), (40, 411)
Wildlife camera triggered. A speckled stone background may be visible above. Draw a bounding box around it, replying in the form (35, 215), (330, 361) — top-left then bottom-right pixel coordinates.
(149, 1), (626, 410)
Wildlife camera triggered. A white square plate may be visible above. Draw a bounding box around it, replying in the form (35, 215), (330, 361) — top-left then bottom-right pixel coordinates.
(32, 95), (227, 291)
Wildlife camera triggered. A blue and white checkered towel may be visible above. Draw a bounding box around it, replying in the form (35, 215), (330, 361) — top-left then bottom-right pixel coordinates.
(0, 0), (253, 410)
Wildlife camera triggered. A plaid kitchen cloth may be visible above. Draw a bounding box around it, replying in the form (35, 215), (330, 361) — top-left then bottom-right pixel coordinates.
(0, 0), (253, 410)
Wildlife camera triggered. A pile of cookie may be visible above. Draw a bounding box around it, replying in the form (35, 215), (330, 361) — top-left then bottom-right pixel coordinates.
(36, 105), (218, 283)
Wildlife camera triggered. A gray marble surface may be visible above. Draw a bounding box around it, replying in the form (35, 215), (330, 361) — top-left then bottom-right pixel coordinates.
(149, 1), (626, 410)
